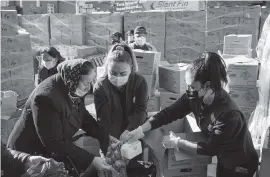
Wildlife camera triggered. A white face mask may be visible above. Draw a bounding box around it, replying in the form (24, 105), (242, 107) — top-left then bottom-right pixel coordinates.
(75, 88), (88, 97)
(43, 60), (56, 69)
(109, 75), (129, 87)
(135, 37), (146, 46)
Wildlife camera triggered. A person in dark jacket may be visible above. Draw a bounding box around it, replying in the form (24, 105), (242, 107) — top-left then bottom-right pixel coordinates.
(1, 142), (68, 177)
(36, 47), (65, 86)
(129, 26), (156, 51)
(94, 44), (148, 141)
(7, 59), (111, 177)
(124, 52), (259, 177)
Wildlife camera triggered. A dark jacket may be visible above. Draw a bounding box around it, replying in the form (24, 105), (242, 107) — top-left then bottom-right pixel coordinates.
(94, 73), (148, 139)
(150, 89), (258, 169)
(1, 142), (30, 177)
(37, 65), (58, 84)
(7, 74), (109, 172)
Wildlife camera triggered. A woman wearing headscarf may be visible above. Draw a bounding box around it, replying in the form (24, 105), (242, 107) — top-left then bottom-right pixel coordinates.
(94, 44), (148, 141)
(7, 59), (111, 177)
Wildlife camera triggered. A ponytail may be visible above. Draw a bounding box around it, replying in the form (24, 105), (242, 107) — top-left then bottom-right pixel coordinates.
(188, 52), (228, 91)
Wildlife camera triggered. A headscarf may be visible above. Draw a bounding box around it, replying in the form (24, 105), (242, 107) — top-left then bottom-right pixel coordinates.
(57, 59), (88, 111)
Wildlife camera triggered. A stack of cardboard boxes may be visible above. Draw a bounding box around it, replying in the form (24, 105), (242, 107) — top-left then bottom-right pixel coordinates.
(224, 55), (259, 121)
(50, 13), (86, 45)
(18, 14), (50, 47)
(165, 11), (206, 64)
(1, 10), (34, 103)
(206, 6), (261, 58)
(124, 11), (166, 60)
(85, 13), (122, 51)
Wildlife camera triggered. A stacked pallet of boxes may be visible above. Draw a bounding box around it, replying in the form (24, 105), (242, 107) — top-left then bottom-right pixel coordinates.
(1, 10), (33, 144)
(124, 11), (166, 60)
(206, 6), (261, 57)
(1, 10), (34, 104)
(165, 11), (206, 64)
(50, 13), (86, 45)
(85, 12), (122, 51)
(132, 50), (161, 113)
(18, 14), (50, 47)
(158, 61), (188, 133)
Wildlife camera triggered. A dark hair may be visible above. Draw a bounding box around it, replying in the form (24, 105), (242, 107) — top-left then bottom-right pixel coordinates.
(41, 47), (65, 63)
(81, 61), (95, 75)
(187, 52), (228, 91)
(127, 30), (134, 35)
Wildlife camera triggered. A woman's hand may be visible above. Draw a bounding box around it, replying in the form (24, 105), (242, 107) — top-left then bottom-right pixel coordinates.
(109, 135), (119, 144)
(162, 132), (181, 150)
(119, 130), (129, 142)
(91, 157), (112, 171)
(124, 126), (144, 143)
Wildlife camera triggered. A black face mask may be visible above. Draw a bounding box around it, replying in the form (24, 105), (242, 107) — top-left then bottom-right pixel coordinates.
(186, 89), (199, 100)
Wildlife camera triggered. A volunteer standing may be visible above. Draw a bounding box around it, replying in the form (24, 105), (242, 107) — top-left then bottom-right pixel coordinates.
(94, 44), (148, 140)
(124, 52), (259, 177)
(129, 26), (157, 51)
(7, 59), (111, 177)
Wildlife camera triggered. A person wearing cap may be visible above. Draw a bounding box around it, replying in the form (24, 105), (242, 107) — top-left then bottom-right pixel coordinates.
(129, 26), (157, 51)
(126, 30), (135, 44)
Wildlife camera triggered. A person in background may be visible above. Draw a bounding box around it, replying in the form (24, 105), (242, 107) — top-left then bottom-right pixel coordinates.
(7, 59), (111, 177)
(129, 26), (156, 51)
(1, 142), (68, 177)
(35, 47), (65, 86)
(124, 52), (259, 177)
(94, 44), (148, 141)
(111, 32), (123, 45)
(126, 30), (134, 44)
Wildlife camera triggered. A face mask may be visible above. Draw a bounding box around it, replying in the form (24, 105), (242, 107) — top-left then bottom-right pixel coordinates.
(109, 75), (129, 87)
(75, 88), (88, 97)
(135, 37), (146, 46)
(43, 60), (56, 69)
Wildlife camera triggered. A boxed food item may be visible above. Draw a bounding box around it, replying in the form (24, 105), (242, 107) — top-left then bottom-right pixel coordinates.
(50, 14), (86, 45)
(18, 14), (50, 46)
(165, 132), (212, 169)
(1, 31), (32, 55)
(225, 56), (259, 86)
(223, 34), (252, 56)
(227, 85), (259, 107)
(1, 10), (18, 24)
(1, 109), (22, 145)
(159, 88), (182, 109)
(133, 50), (161, 75)
(159, 62), (188, 94)
(163, 164), (207, 177)
(85, 13), (122, 50)
(147, 91), (160, 112)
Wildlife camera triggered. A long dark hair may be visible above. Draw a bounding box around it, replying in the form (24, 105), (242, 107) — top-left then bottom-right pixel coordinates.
(187, 52), (228, 91)
(41, 47), (65, 63)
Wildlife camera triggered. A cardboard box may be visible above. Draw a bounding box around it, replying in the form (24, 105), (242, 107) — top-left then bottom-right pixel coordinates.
(225, 56), (259, 86)
(260, 127), (270, 177)
(20, 1), (58, 14)
(1, 109), (22, 145)
(227, 85), (259, 107)
(1, 52), (33, 70)
(142, 74), (156, 97)
(162, 118), (185, 135)
(223, 35), (252, 56)
(18, 14), (50, 46)
(159, 62), (188, 94)
(147, 91), (160, 112)
(207, 164), (217, 177)
(166, 132), (212, 169)
(50, 14), (85, 45)
(159, 88), (182, 109)
(1, 19), (19, 36)
(163, 164), (207, 177)
(1, 31), (32, 55)
(133, 50), (161, 76)
(1, 10), (18, 24)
